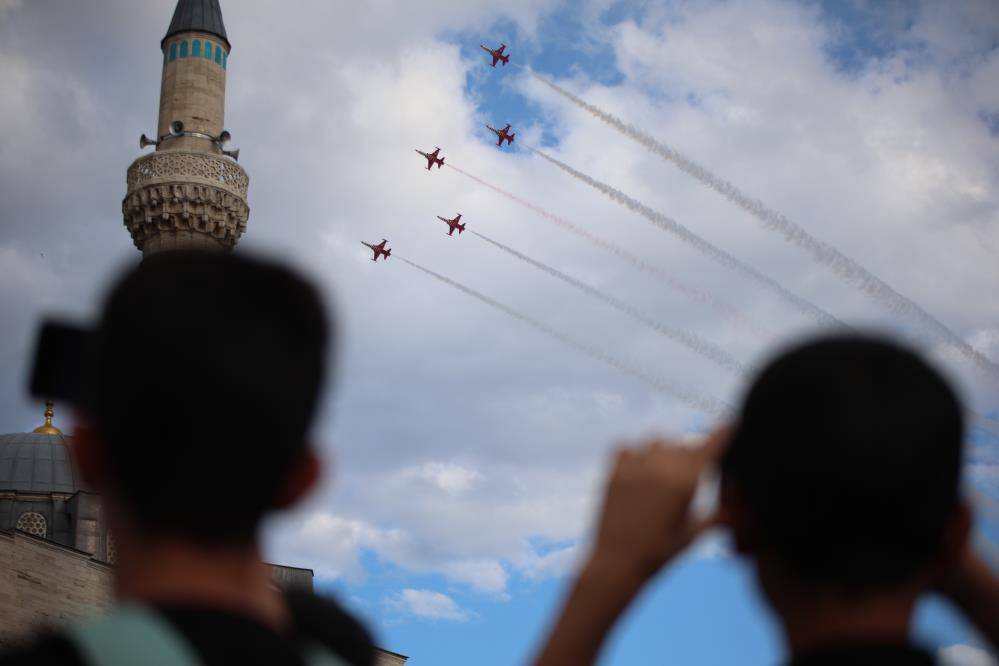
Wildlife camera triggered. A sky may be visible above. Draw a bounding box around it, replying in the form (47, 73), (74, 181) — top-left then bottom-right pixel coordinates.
(1, 0), (999, 664)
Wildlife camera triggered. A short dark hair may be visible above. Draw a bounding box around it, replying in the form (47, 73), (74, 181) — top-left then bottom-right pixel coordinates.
(91, 251), (330, 542)
(723, 335), (963, 591)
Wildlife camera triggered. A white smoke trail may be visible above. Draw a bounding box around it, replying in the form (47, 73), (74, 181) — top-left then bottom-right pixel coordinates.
(523, 144), (845, 329)
(446, 163), (773, 339)
(969, 412), (999, 438)
(470, 230), (754, 379)
(398, 257), (730, 416)
(530, 72), (999, 378)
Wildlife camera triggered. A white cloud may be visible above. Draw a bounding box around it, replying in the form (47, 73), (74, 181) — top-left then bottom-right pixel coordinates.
(404, 462), (484, 496)
(0, 0), (22, 18)
(287, 512), (406, 581)
(387, 589), (473, 622)
(0, 244), (63, 305)
(513, 543), (582, 580)
(939, 644), (999, 666)
(441, 559), (509, 597)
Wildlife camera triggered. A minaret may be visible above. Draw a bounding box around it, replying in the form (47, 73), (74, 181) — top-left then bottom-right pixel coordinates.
(122, 0), (249, 256)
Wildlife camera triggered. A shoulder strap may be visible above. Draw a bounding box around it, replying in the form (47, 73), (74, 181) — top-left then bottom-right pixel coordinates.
(67, 605), (203, 666)
(300, 641), (351, 666)
(69, 605), (350, 666)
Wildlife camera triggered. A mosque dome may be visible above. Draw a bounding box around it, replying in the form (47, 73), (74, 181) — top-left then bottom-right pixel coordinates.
(0, 403), (81, 495)
(0, 402), (96, 549)
(0, 431), (80, 495)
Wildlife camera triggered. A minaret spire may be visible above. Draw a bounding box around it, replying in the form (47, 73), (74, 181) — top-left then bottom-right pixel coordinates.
(164, 0), (229, 50)
(122, 0), (249, 256)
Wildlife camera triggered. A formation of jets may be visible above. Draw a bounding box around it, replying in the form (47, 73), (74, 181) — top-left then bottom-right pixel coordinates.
(486, 123), (515, 147)
(437, 213), (465, 236)
(480, 43), (509, 67)
(371, 41), (516, 262)
(415, 146), (445, 170)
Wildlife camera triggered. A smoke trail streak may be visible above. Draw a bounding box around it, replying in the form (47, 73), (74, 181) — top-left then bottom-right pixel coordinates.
(470, 230), (753, 378)
(522, 143), (845, 329)
(530, 72), (999, 377)
(398, 257), (730, 416)
(969, 412), (999, 438)
(446, 163), (772, 339)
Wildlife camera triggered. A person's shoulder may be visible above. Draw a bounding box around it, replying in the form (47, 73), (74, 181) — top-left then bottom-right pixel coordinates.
(0, 634), (84, 666)
(286, 590), (376, 666)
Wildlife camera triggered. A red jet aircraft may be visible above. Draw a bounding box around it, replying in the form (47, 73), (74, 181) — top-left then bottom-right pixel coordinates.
(480, 43), (509, 67)
(361, 239), (392, 262)
(486, 123), (515, 147)
(436, 213), (466, 236)
(415, 147), (445, 170)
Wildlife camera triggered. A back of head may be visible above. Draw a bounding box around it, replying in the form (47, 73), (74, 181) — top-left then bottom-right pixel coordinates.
(723, 335), (963, 591)
(91, 251), (329, 543)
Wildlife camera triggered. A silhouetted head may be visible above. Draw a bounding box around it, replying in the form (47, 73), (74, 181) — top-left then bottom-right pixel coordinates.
(721, 335), (965, 597)
(79, 251), (330, 544)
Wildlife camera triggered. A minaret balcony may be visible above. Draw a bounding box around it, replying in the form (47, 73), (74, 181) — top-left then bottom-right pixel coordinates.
(122, 150), (250, 253)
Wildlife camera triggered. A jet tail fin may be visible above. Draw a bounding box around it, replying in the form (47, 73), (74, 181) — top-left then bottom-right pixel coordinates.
(457, 223), (465, 234)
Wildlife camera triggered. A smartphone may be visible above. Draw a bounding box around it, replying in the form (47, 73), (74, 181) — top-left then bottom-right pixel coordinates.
(28, 321), (94, 403)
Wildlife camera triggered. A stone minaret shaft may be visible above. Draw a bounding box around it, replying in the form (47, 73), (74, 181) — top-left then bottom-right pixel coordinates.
(123, 0), (249, 256)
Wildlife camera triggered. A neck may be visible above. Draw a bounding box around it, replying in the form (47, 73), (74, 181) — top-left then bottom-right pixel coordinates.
(114, 534), (289, 632)
(778, 588), (915, 654)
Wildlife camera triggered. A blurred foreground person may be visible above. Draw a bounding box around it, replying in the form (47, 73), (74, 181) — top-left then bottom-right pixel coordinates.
(2, 252), (374, 665)
(534, 336), (999, 665)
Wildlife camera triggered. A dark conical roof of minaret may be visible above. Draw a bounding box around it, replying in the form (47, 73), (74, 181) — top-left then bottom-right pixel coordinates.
(163, 0), (229, 49)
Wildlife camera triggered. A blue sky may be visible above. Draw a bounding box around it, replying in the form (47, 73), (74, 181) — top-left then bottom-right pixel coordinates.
(1, 0), (998, 664)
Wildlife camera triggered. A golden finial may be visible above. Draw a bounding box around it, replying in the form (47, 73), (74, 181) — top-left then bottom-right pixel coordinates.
(32, 400), (62, 435)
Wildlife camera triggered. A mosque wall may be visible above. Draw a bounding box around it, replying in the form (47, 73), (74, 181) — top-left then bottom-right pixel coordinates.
(0, 532), (405, 664)
(0, 530), (113, 650)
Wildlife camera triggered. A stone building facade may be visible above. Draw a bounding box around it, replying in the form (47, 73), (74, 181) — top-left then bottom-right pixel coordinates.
(0, 529), (113, 649)
(0, 527), (406, 664)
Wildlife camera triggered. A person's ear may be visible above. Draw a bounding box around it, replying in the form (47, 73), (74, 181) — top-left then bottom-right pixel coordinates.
(939, 500), (972, 567)
(274, 447), (323, 509)
(720, 475), (756, 555)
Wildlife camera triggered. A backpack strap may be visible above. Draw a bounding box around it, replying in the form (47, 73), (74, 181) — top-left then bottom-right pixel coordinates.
(68, 605), (351, 666)
(67, 605), (203, 666)
(300, 641), (351, 666)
